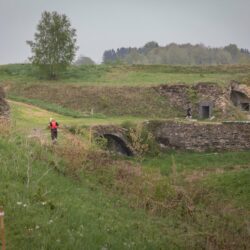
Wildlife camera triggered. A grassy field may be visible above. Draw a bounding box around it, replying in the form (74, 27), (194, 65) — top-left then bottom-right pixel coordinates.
(9, 100), (147, 134)
(1, 63), (249, 120)
(1, 63), (250, 249)
(0, 99), (249, 249)
(1, 63), (250, 86)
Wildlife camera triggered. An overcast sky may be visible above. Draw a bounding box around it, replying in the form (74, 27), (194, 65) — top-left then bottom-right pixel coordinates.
(0, 0), (249, 64)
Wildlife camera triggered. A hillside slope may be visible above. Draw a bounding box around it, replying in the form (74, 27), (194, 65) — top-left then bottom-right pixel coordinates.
(1, 64), (250, 119)
(0, 100), (250, 249)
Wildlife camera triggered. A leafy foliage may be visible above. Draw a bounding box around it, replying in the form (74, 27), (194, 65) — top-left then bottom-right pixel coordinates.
(27, 11), (78, 79)
(103, 42), (250, 65)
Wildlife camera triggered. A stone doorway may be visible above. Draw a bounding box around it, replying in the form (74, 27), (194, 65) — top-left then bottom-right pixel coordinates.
(199, 101), (213, 119)
(201, 106), (210, 118)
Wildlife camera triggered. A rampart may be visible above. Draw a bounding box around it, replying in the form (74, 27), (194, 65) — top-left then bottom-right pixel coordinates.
(148, 120), (250, 152)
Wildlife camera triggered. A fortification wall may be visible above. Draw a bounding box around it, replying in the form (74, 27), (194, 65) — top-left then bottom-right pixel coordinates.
(148, 120), (250, 152)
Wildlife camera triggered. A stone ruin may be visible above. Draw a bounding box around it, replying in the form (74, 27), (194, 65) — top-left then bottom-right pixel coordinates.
(0, 86), (10, 119)
(230, 81), (250, 112)
(154, 81), (250, 120)
(148, 120), (250, 152)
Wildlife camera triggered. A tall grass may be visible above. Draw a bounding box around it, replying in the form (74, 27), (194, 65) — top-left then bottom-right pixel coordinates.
(51, 131), (250, 249)
(1, 100), (250, 250)
(142, 151), (250, 175)
(0, 132), (178, 249)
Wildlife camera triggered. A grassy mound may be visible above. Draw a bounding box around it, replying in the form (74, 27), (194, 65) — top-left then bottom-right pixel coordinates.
(7, 83), (178, 117)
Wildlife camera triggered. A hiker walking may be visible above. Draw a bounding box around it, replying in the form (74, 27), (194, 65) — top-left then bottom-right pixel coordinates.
(186, 107), (192, 119)
(49, 118), (59, 143)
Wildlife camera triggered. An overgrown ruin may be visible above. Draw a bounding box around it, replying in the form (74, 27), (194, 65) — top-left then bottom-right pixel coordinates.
(92, 82), (250, 155)
(230, 81), (250, 112)
(154, 82), (238, 120)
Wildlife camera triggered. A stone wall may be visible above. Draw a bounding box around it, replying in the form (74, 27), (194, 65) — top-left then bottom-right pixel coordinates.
(148, 120), (250, 152)
(0, 87), (10, 119)
(153, 82), (233, 119)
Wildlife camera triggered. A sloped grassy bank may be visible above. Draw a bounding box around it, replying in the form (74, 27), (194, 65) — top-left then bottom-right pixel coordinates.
(1, 122), (249, 249)
(7, 83), (179, 118)
(0, 135), (177, 249)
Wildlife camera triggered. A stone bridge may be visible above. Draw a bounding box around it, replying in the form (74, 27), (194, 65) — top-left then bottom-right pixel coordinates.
(91, 119), (250, 155)
(91, 125), (135, 156)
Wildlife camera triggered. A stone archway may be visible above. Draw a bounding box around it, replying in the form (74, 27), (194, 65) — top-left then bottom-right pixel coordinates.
(91, 125), (135, 156)
(102, 134), (134, 156)
(230, 90), (250, 111)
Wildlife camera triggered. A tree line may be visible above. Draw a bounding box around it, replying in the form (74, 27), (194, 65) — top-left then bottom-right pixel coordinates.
(27, 11), (250, 79)
(103, 42), (250, 65)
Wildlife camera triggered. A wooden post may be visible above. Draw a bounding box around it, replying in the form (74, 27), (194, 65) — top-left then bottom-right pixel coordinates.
(89, 127), (92, 144)
(0, 208), (5, 250)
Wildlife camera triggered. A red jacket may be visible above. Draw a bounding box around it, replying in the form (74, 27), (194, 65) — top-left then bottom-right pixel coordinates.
(50, 121), (59, 129)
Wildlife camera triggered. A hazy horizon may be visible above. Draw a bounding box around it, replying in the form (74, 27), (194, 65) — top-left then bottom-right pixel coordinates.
(1, 0), (249, 64)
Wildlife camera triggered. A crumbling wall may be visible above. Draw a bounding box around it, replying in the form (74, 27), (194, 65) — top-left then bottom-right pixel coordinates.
(230, 81), (250, 111)
(148, 120), (250, 152)
(154, 82), (233, 119)
(0, 87), (10, 119)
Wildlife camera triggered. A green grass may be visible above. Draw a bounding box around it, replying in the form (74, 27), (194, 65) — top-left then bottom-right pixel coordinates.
(6, 83), (179, 118)
(2, 63), (249, 121)
(0, 136), (178, 250)
(1, 134), (249, 249)
(1, 63), (250, 86)
(9, 95), (90, 118)
(142, 151), (250, 175)
(1, 99), (250, 249)
(204, 170), (250, 209)
(8, 99), (147, 135)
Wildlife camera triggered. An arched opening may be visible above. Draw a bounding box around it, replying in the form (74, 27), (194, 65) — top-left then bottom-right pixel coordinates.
(102, 134), (134, 156)
(230, 90), (250, 111)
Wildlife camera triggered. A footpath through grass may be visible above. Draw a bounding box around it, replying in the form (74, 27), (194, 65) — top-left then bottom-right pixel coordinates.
(9, 100), (146, 134)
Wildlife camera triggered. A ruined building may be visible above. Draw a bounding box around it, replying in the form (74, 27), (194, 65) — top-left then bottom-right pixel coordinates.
(230, 81), (250, 112)
(154, 81), (250, 120)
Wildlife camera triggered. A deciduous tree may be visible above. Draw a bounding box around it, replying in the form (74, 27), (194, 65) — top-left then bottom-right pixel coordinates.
(27, 11), (78, 79)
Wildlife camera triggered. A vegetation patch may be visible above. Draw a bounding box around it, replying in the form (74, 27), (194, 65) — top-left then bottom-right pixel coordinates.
(6, 83), (177, 117)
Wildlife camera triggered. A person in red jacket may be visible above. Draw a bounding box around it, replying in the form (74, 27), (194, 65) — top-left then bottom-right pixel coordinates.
(49, 118), (59, 143)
